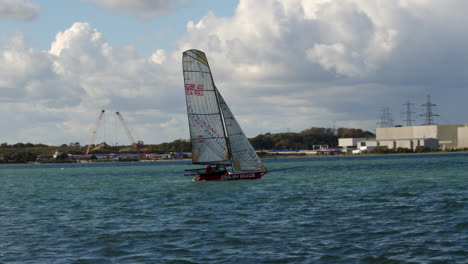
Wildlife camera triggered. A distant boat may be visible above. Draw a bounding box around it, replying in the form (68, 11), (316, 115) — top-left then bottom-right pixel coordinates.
(182, 49), (268, 181)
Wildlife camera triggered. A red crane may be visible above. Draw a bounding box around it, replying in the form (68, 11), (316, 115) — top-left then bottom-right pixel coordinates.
(115, 112), (141, 155)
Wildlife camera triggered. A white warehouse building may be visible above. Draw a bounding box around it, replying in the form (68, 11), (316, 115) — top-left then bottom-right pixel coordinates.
(339, 124), (468, 153)
(344, 138), (439, 153)
(377, 124), (468, 150)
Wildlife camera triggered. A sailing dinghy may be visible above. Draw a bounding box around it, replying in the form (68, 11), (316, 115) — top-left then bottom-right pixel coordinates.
(182, 49), (268, 181)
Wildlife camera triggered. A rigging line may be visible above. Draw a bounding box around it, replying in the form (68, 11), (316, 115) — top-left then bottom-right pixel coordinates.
(267, 166), (305, 172)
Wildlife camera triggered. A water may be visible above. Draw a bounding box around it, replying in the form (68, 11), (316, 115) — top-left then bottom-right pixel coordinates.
(1, 153), (467, 263)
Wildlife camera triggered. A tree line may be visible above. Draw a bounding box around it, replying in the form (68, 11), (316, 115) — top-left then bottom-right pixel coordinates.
(249, 127), (373, 150)
(0, 127), (374, 163)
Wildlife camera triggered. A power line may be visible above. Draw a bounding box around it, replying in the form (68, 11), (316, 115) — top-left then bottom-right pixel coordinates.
(377, 107), (394, 128)
(419, 94), (439, 125)
(402, 100), (415, 126)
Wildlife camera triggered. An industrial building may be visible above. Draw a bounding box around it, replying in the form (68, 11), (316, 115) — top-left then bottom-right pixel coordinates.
(376, 124), (468, 150)
(338, 138), (368, 153)
(339, 123), (468, 153)
(339, 137), (439, 153)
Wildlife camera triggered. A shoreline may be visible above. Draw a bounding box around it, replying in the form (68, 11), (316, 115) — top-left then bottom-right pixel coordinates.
(2, 151), (467, 166)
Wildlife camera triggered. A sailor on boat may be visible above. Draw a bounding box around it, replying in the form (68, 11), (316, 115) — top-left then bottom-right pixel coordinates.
(202, 164), (228, 177)
(205, 165), (214, 173)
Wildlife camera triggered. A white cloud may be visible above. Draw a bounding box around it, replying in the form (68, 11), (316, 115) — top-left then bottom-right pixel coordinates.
(0, 22), (186, 145)
(2, 0), (468, 145)
(0, 32), (52, 95)
(83, 0), (190, 19)
(307, 43), (362, 77)
(0, 0), (39, 21)
(172, 0), (468, 134)
(150, 49), (166, 64)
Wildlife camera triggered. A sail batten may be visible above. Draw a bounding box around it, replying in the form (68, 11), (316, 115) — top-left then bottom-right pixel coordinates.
(188, 113), (221, 116)
(184, 70), (211, 73)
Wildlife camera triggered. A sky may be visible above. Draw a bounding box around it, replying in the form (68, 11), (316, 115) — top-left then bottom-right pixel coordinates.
(1, 0), (467, 146)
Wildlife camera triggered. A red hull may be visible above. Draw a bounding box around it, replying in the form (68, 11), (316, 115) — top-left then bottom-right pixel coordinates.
(194, 171), (268, 181)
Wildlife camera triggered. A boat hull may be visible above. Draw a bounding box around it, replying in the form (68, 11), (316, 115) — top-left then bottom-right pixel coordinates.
(194, 171), (268, 181)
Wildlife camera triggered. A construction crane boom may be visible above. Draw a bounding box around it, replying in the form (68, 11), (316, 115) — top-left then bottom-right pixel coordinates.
(86, 110), (105, 155)
(115, 112), (141, 155)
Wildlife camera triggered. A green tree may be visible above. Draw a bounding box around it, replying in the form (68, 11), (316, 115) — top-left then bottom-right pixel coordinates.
(13, 142), (25, 148)
(55, 152), (69, 160)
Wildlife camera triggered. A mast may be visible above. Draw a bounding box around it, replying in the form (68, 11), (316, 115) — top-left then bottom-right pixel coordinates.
(214, 86), (234, 172)
(204, 58), (232, 167)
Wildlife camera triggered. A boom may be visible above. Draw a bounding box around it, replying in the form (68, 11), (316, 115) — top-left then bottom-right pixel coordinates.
(86, 110), (105, 155)
(115, 112), (140, 155)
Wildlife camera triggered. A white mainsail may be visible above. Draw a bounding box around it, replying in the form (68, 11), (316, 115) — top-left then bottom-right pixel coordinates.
(182, 50), (229, 164)
(217, 91), (266, 171)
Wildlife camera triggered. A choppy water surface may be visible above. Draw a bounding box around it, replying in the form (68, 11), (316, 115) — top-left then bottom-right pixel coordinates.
(1, 153), (467, 263)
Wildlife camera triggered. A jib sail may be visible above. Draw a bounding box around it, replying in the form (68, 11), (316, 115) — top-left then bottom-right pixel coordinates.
(217, 91), (266, 171)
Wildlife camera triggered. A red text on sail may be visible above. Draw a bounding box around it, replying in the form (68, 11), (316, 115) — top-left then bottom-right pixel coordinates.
(185, 84), (204, 96)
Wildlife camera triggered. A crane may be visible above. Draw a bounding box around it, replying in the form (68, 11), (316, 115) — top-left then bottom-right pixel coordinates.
(86, 110), (105, 155)
(115, 112), (141, 155)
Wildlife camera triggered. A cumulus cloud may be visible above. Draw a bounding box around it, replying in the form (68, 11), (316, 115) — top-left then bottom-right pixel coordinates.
(2, 0), (468, 145)
(174, 0), (468, 135)
(83, 0), (190, 19)
(0, 0), (39, 21)
(48, 23), (159, 100)
(150, 49), (166, 64)
(0, 32), (52, 95)
(0, 22), (183, 145)
(178, 0), (468, 81)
